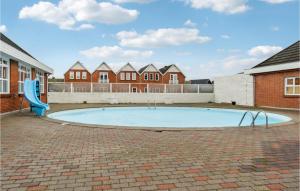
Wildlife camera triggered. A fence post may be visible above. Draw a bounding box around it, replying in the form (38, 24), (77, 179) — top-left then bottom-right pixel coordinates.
(91, 83), (93, 93)
(164, 84), (166, 93)
(147, 83), (149, 93)
(197, 84), (200, 94)
(71, 83), (73, 93)
(110, 83), (112, 93)
(129, 83), (131, 93)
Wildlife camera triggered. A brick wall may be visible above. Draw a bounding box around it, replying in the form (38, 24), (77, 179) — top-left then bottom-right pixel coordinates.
(140, 72), (163, 84)
(254, 69), (299, 109)
(64, 69), (91, 82)
(0, 59), (48, 113)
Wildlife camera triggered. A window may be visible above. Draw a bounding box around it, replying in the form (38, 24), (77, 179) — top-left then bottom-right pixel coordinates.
(120, 72), (125, 80)
(132, 73), (136, 80)
(0, 58), (9, 94)
(126, 73), (131, 80)
(155, 73), (159, 81)
(69, 71), (74, 79)
(170, 74), (178, 84)
(149, 73), (154, 80)
(285, 77), (300, 96)
(82, 72), (87, 80)
(132, 87), (137, 93)
(144, 73), (148, 80)
(18, 63), (31, 93)
(35, 69), (45, 94)
(76, 71), (81, 79)
(100, 72), (108, 83)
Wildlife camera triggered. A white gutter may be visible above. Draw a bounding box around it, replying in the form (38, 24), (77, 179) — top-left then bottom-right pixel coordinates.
(0, 40), (53, 73)
(244, 61), (299, 74)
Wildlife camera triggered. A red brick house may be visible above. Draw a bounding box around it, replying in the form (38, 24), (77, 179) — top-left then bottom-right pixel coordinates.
(116, 63), (140, 92)
(246, 41), (299, 109)
(159, 64), (185, 84)
(92, 62), (116, 83)
(0, 33), (53, 113)
(64, 61), (91, 82)
(138, 64), (163, 92)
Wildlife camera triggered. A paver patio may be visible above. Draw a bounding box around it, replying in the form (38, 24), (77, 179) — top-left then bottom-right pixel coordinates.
(1, 104), (299, 191)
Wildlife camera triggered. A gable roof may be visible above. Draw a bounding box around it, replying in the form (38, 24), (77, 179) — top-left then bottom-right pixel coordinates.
(94, 62), (114, 73)
(117, 63), (137, 73)
(159, 64), (185, 77)
(0, 33), (53, 73)
(64, 61), (90, 74)
(159, 65), (172, 74)
(138, 64), (161, 74)
(253, 41), (300, 68)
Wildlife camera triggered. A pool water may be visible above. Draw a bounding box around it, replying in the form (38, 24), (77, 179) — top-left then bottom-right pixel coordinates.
(48, 107), (291, 128)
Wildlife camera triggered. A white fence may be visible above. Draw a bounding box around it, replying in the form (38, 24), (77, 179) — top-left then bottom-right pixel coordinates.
(48, 82), (214, 104)
(48, 82), (214, 93)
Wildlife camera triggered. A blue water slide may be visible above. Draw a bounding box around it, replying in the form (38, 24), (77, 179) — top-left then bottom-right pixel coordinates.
(24, 79), (50, 116)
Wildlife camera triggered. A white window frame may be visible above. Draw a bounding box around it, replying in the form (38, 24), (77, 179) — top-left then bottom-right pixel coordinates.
(18, 63), (31, 94)
(120, 72), (125, 80)
(69, 71), (74, 79)
(82, 71), (87, 80)
(155, 73), (159, 81)
(149, 73), (154, 80)
(126, 72), (131, 80)
(132, 73), (136, 80)
(100, 72), (109, 83)
(144, 73), (148, 80)
(76, 71), (81, 79)
(0, 57), (10, 94)
(132, 87), (137, 93)
(170, 74), (178, 84)
(36, 69), (45, 94)
(284, 77), (300, 96)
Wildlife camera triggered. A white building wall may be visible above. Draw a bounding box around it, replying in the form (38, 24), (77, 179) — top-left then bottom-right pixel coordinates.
(48, 93), (214, 104)
(214, 74), (254, 106)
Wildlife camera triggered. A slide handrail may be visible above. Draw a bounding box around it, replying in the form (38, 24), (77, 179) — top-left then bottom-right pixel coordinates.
(238, 110), (255, 127)
(252, 111), (268, 128)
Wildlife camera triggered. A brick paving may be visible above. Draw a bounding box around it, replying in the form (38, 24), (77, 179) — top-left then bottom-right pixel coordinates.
(1, 104), (299, 191)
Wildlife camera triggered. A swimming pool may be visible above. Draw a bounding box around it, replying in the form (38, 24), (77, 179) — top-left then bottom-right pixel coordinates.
(48, 107), (291, 128)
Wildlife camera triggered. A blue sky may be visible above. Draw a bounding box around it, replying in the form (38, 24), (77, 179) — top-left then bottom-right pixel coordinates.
(1, 0), (299, 79)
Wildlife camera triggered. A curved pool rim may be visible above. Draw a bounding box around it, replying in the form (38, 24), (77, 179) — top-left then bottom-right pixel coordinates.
(46, 106), (294, 130)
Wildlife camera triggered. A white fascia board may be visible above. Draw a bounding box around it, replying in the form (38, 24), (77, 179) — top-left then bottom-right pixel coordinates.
(244, 61), (299, 74)
(0, 40), (53, 73)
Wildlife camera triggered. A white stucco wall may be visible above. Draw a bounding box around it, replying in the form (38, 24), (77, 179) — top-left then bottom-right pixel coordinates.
(214, 74), (254, 106)
(48, 93), (214, 104)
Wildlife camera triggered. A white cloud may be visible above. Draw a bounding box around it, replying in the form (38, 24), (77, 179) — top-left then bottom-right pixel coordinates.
(80, 45), (153, 60)
(271, 26), (280, 32)
(19, 0), (139, 30)
(113, 0), (154, 3)
(221, 34), (230, 39)
(185, 0), (249, 14)
(222, 56), (259, 69)
(261, 0), (294, 4)
(0, 25), (7, 33)
(248, 45), (283, 57)
(184, 19), (197, 27)
(116, 28), (211, 48)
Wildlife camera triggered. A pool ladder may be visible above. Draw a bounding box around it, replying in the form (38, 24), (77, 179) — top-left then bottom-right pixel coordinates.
(147, 100), (157, 109)
(238, 110), (268, 128)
